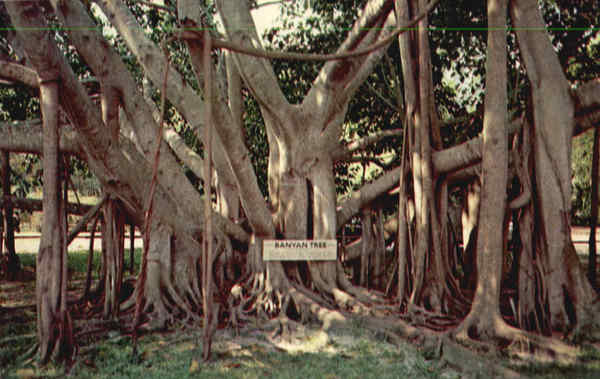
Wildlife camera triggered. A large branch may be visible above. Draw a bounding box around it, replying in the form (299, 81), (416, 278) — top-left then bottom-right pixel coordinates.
(0, 59), (38, 87)
(331, 128), (403, 161)
(215, 0), (292, 129)
(94, 0), (237, 196)
(336, 165), (402, 229)
(0, 120), (80, 154)
(4, 0), (247, 244)
(186, 32), (276, 237)
(1, 195), (92, 215)
(305, 0), (395, 115)
(49, 0), (208, 227)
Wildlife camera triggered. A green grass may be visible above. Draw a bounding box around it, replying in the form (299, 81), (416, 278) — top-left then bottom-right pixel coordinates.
(3, 249), (600, 378)
(17, 248), (143, 279)
(2, 327), (447, 379)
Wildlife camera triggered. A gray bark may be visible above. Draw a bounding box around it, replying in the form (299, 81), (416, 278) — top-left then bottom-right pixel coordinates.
(511, 0), (599, 333)
(458, 0), (508, 337)
(38, 74), (72, 362)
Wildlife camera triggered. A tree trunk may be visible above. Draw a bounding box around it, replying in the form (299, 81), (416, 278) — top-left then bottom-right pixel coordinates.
(456, 0), (508, 339)
(37, 76), (73, 363)
(395, 0), (451, 313)
(588, 129), (599, 288)
(1, 151), (19, 280)
(102, 198), (126, 319)
(461, 180), (480, 291)
(511, 0), (600, 335)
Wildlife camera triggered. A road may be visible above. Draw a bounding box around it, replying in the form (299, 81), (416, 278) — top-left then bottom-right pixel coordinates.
(13, 227), (600, 254)
(14, 232), (143, 254)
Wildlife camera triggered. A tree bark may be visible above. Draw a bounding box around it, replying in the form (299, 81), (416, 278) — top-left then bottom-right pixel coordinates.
(1, 151), (19, 280)
(102, 198), (126, 319)
(461, 180), (480, 291)
(588, 129), (599, 288)
(456, 0), (508, 339)
(511, 0), (600, 334)
(37, 74), (73, 363)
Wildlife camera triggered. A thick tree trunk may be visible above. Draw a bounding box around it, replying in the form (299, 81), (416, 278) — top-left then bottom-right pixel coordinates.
(511, 0), (600, 335)
(456, 0), (508, 339)
(394, 0), (452, 313)
(37, 76), (73, 363)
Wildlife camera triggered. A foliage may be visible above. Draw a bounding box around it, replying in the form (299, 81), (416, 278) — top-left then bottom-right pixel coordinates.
(572, 130), (595, 224)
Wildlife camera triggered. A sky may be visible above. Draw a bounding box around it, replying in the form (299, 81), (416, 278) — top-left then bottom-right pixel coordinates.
(251, 1), (283, 36)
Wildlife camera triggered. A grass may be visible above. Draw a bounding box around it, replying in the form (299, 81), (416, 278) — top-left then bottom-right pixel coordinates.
(1, 248), (451, 378)
(16, 248), (142, 281)
(2, 249), (600, 378)
(3, 326), (448, 379)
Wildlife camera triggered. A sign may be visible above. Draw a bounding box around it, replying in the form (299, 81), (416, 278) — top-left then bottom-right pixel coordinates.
(263, 239), (337, 261)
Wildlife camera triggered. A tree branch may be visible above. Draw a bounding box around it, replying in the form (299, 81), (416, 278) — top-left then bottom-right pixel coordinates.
(49, 0), (206, 227)
(336, 165), (402, 229)
(0, 59), (38, 87)
(0, 120), (80, 154)
(186, 27), (276, 238)
(95, 0), (244, 215)
(332, 128), (403, 161)
(215, 0), (292, 129)
(4, 0), (248, 244)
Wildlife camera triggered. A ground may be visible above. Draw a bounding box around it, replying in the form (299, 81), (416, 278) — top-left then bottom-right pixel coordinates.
(1, 245), (600, 377)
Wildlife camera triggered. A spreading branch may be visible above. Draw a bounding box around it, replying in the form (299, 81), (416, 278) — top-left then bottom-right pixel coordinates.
(0, 59), (38, 87)
(332, 128), (403, 161)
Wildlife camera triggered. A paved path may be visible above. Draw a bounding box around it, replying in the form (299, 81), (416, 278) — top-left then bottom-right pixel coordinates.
(571, 226), (600, 255)
(13, 227), (600, 255)
(14, 232), (143, 254)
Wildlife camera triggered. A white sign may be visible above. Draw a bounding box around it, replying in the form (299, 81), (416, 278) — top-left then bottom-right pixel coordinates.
(263, 239), (337, 261)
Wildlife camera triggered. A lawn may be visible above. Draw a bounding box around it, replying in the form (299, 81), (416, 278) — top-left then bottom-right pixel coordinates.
(1, 250), (600, 378)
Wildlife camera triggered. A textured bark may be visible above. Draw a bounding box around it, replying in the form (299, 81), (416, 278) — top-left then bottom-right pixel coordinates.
(1, 151), (19, 280)
(0, 120), (80, 155)
(48, 0), (204, 227)
(461, 180), (480, 290)
(588, 129), (599, 287)
(393, 0), (450, 311)
(4, 1), (248, 337)
(95, 0), (243, 224)
(37, 74), (73, 362)
(456, 0), (508, 338)
(186, 30), (275, 239)
(213, 0), (398, 316)
(102, 199), (126, 319)
(0, 58), (38, 87)
(513, 125), (547, 332)
(511, 0), (600, 333)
